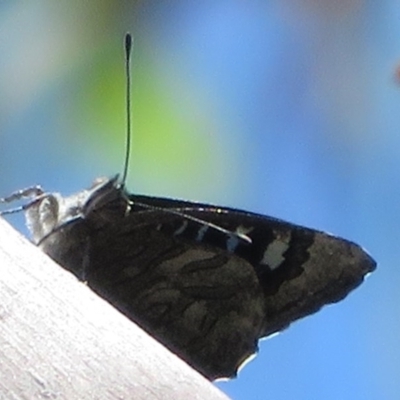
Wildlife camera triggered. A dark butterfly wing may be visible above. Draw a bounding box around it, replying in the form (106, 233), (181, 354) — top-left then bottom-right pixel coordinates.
(86, 209), (266, 380)
(28, 185), (375, 380)
(39, 201), (266, 379)
(130, 194), (375, 336)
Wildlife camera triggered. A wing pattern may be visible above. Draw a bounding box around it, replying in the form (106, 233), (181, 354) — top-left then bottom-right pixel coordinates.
(23, 178), (375, 379)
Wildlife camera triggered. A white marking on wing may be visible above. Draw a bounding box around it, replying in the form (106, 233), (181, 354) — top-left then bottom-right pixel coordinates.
(174, 220), (188, 236)
(227, 235), (240, 253)
(236, 225), (254, 236)
(261, 231), (291, 270)
(227, 225), (254, 253)
(196, 225), (209, 242)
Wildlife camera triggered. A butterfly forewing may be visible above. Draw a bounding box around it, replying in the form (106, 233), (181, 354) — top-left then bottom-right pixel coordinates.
(131, 194), (375, 336)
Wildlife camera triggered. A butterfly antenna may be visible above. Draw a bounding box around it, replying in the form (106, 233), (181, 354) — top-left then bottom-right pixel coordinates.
(121, 33), (133, 187)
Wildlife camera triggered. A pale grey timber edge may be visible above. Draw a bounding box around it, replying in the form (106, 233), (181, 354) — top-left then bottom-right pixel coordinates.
(0, 217), (230, 400)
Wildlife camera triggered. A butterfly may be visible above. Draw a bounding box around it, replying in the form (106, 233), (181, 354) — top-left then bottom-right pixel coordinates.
(6, 173), (373, 380)
(0, 34), (376, 380)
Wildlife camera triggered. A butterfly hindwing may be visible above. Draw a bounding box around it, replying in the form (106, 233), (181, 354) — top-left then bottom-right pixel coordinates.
(45, 200), (267, 379)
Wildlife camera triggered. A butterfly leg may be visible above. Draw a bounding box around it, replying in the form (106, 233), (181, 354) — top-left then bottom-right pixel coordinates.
(0, 186), (45, 215)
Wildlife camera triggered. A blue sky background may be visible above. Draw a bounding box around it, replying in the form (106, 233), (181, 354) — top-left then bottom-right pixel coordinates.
(0, 2), (398, 399)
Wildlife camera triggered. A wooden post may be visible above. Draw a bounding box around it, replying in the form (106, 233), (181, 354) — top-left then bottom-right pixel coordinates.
(0, 217), (230, 400)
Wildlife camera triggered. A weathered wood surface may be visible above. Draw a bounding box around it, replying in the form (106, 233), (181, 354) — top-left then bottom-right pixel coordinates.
(0, 217), (230, 400)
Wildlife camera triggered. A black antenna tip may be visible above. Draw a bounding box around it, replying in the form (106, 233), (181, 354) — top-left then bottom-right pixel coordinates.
(125, 33), (132, 58)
